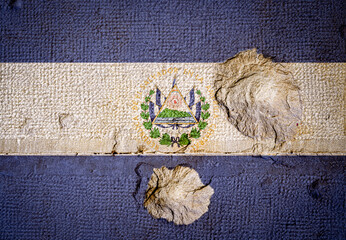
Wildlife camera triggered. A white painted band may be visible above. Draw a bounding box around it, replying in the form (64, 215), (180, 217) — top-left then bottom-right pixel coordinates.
(0, 63), (344, 154)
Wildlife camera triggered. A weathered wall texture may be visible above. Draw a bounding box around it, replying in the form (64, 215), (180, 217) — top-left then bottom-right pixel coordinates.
(0, 155), (344, 239)
(0, 62), (344, 154)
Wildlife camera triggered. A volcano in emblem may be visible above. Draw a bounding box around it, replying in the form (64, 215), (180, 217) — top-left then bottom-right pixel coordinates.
(153, 85), (197, 124)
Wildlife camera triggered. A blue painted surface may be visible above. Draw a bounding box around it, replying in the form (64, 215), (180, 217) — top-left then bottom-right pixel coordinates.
(0, 156), (344, 239)
(0, 0), (345, 62)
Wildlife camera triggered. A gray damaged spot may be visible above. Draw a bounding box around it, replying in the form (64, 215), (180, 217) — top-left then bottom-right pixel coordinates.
(58, 113), (73, 129)
(214, 49), (302, 143)
(144, 166), (214, 225)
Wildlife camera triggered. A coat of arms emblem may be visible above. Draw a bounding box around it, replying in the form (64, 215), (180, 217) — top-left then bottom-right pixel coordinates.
(140, 79), (210, 147)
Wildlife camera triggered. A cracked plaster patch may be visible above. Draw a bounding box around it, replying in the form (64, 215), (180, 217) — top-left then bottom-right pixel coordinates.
(144, 165), (214, 225)
(214, 49), (302, 143)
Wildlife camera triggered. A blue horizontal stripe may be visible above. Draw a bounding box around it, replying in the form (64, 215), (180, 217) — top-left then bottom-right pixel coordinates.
(0, 155), (345, 239)
(0, 0), (345, 62)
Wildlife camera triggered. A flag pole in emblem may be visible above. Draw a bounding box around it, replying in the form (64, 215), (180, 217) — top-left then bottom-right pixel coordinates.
(156, 88), (162, 109)
(172, 78), (176, 88)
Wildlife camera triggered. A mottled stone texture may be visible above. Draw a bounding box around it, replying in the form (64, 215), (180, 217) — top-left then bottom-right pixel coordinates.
(0, 156), (344, 239)
(144, 166), (214, 225)
(215, 49), (302, 143)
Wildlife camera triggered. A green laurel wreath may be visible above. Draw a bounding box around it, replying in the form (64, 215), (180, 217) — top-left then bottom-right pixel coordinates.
(140, 89), (210, 147)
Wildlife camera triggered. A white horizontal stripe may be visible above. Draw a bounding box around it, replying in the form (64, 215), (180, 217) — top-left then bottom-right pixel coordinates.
(0, 63), (344, 154)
